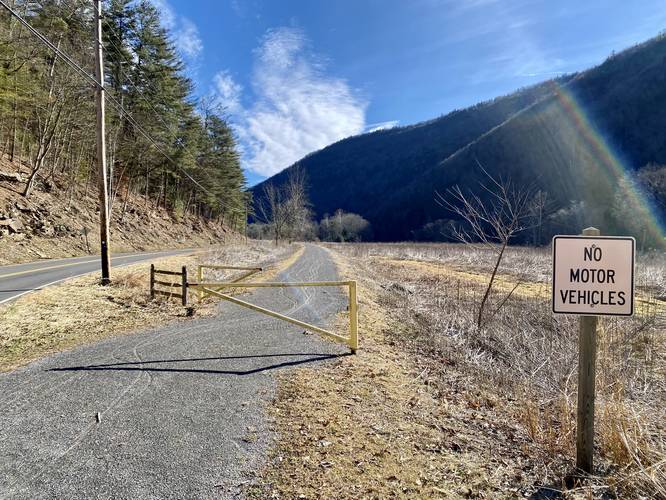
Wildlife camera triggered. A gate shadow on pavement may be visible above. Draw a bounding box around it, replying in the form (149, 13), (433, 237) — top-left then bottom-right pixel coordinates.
(47, 352), (350, 376)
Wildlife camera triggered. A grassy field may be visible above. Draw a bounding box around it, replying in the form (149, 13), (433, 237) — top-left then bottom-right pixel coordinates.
(256, 241), (665, 498)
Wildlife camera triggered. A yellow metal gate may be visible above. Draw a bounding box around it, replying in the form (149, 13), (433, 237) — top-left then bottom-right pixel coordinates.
(189, 264), (359, 353)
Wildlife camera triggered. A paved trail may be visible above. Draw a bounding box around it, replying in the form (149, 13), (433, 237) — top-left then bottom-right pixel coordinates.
(0, 244), (347, 499)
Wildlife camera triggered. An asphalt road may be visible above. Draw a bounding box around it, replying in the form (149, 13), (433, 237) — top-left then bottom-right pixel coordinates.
(0, 249), (197, 305)
(0, 244), (348, 499)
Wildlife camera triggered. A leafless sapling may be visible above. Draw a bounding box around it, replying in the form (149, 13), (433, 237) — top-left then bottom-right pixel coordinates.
(436, 164), (537, 328)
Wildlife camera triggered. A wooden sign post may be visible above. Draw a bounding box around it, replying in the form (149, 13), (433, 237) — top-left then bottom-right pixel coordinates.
(576, 227), (600, 474)
(552, 227), (635, 473)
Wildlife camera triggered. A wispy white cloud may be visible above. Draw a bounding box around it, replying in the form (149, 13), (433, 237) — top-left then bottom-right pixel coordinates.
(213, 27), (366, 178)
(365, 120), (399, 133)
(150, 0), (175, 28)
(149, 0), (203, 61)
(212, 70), (243, 113)
(174, 18), (203, 59)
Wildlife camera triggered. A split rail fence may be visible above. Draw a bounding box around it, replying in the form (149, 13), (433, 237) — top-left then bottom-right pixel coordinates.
(150, 264), (188, 306)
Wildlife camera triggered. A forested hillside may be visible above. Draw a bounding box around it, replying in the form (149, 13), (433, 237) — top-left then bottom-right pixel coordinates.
(0, 0), (246, 232)
(252, 35), (666, 246)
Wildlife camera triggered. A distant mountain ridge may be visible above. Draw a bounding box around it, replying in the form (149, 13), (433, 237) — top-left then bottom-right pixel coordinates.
(252, 34), (666, 245)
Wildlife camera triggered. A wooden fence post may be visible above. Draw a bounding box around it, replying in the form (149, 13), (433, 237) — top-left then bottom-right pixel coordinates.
(197, 265), (203, 303)
(349, 280), (358, 354)
(577, 226), (600, 473)
(181, 266), (188, 307)
(150, 264), (155, 300)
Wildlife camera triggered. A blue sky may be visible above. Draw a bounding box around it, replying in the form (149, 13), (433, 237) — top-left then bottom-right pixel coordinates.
(153, 0), (666, 186)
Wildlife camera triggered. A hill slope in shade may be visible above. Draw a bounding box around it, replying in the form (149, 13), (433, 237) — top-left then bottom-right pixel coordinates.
(252, 35), (666, 245)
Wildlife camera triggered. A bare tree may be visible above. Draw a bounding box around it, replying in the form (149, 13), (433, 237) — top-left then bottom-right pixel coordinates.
(527, 189), (550, 245)
(257, 182), (285, 246)
(319, 209), (370, 242)
(283, 166), (311, 241)
(436, 164), (536, 328)
(23, 39), (68, 198)
(256, 166), (312, 245)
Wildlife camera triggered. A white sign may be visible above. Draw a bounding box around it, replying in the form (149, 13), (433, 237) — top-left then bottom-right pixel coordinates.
(552, 235), (635, 316)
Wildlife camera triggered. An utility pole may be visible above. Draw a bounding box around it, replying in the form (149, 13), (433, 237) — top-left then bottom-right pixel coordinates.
(94, 0), (111, 285)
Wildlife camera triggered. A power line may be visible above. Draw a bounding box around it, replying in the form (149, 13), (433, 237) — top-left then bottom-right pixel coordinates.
(0, 0), (230, 207)
(0, 0), (101, 90)
(95, 1), (244, 212)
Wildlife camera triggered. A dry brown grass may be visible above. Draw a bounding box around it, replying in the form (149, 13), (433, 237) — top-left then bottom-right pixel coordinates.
(320, 242), (666, 498)
(252, 242), (664, 498)
(340, 242), (666, 297)
(198, 243), (304, 286)
(250, 250), (553, 498)
(0, 241), (300, 372)
(0, 255), (196, 371)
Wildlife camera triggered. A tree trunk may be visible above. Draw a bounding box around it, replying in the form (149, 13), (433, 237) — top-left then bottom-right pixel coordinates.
(477, 240), (508, 328)
(9, 76), (17, 162)
(83, 160), (92, 199)
(163, 172), (168, 210)
(23, 156), (43, 197)
(18, 116), (29, 171)
(144, 167), (150, 209)
(120, 175), (132, 221)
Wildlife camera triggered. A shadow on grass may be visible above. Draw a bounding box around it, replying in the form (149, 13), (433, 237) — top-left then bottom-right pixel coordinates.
(528, 472), (611, 500)
(48, 352), (351, 376)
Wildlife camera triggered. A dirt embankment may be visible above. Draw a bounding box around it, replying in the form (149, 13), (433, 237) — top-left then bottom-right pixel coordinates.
(0, 158), (236, 265)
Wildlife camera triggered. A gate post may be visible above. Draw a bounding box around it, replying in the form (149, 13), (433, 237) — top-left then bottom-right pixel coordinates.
(197, 265), (203, 303)
(349, 280), (358, 354)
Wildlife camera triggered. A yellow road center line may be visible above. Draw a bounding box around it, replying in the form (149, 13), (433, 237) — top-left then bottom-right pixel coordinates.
(0, 250), (191, 281)
(0, 259), (101, 280)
